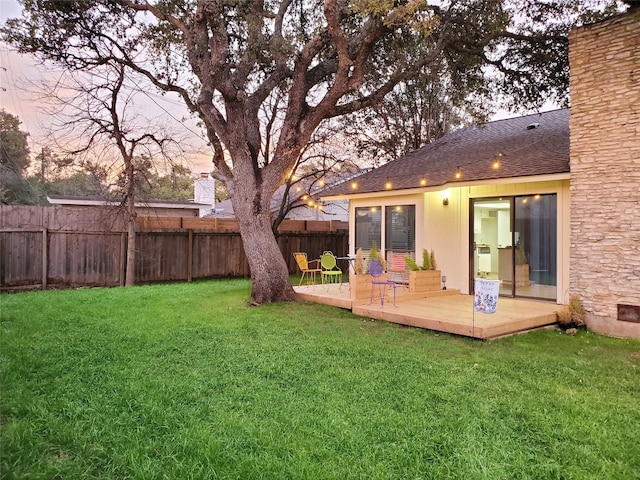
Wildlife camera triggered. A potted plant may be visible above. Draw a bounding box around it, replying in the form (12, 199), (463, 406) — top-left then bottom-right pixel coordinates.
(405, 248), (442, 293)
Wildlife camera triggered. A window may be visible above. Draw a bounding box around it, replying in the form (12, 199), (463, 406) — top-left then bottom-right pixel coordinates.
(385, 205), (415, 256)
(355, 206), (381, 252)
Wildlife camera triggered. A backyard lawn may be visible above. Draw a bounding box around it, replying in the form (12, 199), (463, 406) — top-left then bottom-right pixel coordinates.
(1, 279), (639, 479)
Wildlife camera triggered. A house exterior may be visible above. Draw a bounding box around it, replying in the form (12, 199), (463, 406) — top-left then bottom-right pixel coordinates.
(47, 173), (216, 218)
(322, 109), (571, 305)
(193, 173), (216, 217)
(322, 8), (639, 338)
(47, 195), (211, 218)
(209, 171), (359, 222)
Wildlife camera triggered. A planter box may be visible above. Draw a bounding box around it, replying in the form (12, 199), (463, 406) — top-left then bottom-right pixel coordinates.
(350, 274), (373, 300)
(409, 269), (441, 293)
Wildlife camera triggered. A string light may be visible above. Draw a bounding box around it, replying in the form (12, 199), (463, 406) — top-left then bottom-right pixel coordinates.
(319, 179), (326, 187)
(420, 178), (427, 186)
(351, 181), (358, 190)
(493, 152), (503, 170)
(296, 186), (302, 192)
(385, 179), (393, 190)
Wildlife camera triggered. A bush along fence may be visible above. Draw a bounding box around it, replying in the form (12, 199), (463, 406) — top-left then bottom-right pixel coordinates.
(0, 207), (347, 290)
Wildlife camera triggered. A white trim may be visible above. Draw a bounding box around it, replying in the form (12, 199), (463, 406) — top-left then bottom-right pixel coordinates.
(47, 196), (210, 210)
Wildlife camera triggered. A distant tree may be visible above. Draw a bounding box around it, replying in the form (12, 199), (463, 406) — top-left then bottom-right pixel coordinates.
(342, 62), (487, 165)
(0, 109), (30, 173)
(32, 64), (188, 286)
(214, 182), (229, 203)
(3, 0), (623, 302)
(0, 109), (32, 204)
(44, 171), (109, 198)
(34, 146), (75, 183)
(134, 164), (195, 201)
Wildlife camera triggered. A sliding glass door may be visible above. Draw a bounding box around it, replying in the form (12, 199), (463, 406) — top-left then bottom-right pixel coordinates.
(513, 194), (557, 300)
(471, 194), (557, 300)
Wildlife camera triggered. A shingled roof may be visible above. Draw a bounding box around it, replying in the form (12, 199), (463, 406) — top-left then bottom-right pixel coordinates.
(322, 108), (569, 197)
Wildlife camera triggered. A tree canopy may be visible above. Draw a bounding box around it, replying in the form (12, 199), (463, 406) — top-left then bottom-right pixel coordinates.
(0, 109), (32, 204)
(2, 0), (622, 301)
(0, 109), (30, 174)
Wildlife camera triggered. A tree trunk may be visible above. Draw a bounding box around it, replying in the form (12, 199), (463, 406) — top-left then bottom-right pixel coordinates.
(125, 182), (136, 287)
(240, 212), (296, 304)
(232, 193), (296, 304)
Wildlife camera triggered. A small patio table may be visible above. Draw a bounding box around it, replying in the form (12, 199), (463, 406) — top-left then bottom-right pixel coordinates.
(336, 256), (357, 275)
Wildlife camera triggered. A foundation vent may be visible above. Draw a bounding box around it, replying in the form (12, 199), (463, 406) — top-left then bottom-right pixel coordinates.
(618, 304), (640, 323)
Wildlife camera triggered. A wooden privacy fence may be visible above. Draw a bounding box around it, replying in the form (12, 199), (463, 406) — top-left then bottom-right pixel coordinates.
(0, 228), (348, 290)
(0, 206), (348, 289)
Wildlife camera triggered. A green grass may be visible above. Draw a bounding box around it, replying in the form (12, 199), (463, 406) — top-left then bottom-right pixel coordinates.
(1, 280), (639, 479)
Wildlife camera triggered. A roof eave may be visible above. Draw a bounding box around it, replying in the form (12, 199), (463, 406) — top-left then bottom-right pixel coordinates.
(321, 172), (570, 201)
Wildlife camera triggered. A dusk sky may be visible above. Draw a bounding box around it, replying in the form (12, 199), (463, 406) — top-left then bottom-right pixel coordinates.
(1, 0), (214, 173)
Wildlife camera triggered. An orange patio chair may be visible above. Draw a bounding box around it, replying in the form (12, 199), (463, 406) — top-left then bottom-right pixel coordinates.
(388, 252), (409, 286)
(293, 252), (321, 286)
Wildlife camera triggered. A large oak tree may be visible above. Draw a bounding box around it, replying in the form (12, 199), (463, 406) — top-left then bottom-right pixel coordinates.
(3, 0), (620, 303)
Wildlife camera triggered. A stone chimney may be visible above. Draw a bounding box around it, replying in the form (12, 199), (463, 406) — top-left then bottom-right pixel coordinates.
(194, 173), (215, 217)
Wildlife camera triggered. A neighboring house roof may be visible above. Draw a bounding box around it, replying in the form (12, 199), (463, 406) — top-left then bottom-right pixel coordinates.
(207, 170), (366, 219)
(322, 108), (570, 197)
(47, 195), (211, 210)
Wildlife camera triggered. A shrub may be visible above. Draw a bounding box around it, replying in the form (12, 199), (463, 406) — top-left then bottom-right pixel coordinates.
(367, 242), (386, 271)
(354, 248), (365, 275)
(558, 295), (587, 329)
(405, 257), (420, 271)
(422, 249), (432, 270)
(557, 306), (572, 327)
(405, 248), (438, 271)
(429, 249), (437, 270)
(569, 294), (586, 327)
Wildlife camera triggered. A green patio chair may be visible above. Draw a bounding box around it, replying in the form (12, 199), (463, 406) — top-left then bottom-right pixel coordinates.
(320, 251), (343, 289)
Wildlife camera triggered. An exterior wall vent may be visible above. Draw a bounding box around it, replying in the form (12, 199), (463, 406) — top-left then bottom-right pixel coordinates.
(618, 304), (640, 323)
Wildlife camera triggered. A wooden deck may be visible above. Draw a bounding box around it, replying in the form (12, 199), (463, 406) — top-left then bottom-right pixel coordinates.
(294, 283), (560, 339)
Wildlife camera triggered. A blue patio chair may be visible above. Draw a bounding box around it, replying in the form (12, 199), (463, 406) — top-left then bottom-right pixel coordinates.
(320, 251), (342, 289)
(369, 259), (397, 307)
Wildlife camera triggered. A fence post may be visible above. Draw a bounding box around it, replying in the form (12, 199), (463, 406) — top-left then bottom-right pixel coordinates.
(187, 229), (193, 283)
(119, 232), (126, 286)
(42, 228), (48, 290)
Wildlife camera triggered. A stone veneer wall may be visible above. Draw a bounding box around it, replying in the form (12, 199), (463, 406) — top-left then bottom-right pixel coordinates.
(568, 10), (640, 338)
